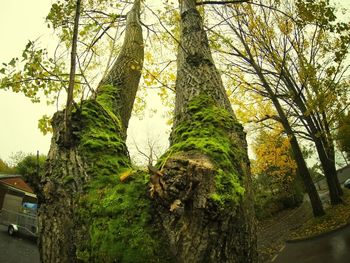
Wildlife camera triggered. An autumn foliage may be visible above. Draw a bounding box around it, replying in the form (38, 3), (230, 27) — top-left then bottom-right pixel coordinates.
(252, 126), (297, 187)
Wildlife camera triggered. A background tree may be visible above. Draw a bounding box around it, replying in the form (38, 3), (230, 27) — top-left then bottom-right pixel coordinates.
(337, 112), (350, 160)
(209, 0), (350, 205)
(15, 153), (47, 193)
(252, 126), (304, 219)
(0, 158), (15, 174)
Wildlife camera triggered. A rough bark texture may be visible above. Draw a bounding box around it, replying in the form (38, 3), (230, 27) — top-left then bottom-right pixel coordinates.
(37, 1), (145, 262)
(153, 1), (257, 262)
(97, 0), (143, 133)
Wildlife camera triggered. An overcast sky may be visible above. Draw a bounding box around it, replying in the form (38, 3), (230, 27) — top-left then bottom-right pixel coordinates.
(0, 0), (170, 164)
(0, 0), (54, 163)
(0, 0), (349, 164)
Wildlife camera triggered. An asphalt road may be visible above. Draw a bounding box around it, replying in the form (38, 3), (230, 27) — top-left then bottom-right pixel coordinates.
(0, 225), (39, 263)
(274, 223), (350, 263)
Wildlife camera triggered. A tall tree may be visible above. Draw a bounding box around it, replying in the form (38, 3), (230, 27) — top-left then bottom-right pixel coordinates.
(36, 1), (148, 262)
(0, 158), (15, 174)
(152, 0), (257, 261)
(210, 0), (349, 205)
(208, 7), (325, 216)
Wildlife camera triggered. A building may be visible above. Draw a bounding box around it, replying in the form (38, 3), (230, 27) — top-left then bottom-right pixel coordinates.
(0, 174), (37, 211)
(337, 164), (350, 184)
(314, 164), (350, 191)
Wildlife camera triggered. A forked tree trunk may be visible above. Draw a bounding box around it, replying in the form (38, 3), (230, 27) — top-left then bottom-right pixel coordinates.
(37, 1), (144, 262)
(153, 1), (257, 262)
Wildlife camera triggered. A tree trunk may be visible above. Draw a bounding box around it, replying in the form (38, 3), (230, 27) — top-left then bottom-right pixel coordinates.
(265, 93), (325, 217)
(289, 135), (325, 216)
(267, 93), (325, 217)
(280, 71), (342, 205)
(37, 1), (145, 262)
(322, 126), (343, 196)
(300, 114), (342, 204)
(153, 1), (257, 262)
(238, 40), (325, 217)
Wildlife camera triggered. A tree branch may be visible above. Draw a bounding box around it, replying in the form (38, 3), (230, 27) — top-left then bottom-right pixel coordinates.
(65, 0), (81, 146)
(196, 0), (249, 5)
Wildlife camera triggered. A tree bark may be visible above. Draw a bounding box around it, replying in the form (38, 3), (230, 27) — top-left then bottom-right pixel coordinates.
(37, 1), (144, 262)
(153, 1), (257, 262)
(97, 0), (143, 134)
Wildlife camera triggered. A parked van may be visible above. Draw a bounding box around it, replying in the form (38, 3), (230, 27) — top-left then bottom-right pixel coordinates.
(0, 174), (38, 237)
(0, 193), (38, 237)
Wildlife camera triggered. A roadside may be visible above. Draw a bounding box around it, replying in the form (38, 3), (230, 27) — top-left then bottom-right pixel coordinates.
(257, 199), (313, 262)
(274, 221), (350, 262)
(289, 190), (350, 241)
(257, 189), (350, 262)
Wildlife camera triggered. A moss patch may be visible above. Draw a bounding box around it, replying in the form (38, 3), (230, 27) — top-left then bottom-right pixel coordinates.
(77, 171), (170, 263)
(160, 95), (246, 207)
(72, 85), (169, 262)
(289, 190), (350, 240)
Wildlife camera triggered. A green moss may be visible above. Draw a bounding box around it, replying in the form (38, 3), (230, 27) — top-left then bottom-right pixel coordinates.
(78, 171), (170, 263)
(72, 85), (170, 262)
(161, 95), (246, 207)
(63, 175), (74, 184)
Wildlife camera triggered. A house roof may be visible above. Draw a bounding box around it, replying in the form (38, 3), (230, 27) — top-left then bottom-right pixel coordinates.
(0, 174), (34, 194)
(0, 174), (22, 180)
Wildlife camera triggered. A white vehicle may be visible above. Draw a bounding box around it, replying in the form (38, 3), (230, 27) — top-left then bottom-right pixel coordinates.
(344, 178), (350, 189)
(0, 193), (38, 237)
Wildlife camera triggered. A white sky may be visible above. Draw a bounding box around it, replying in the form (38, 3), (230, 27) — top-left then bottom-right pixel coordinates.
(0, 0), (54, 163)
(0, 0), (349, 165)
(0, 0), (169, 164)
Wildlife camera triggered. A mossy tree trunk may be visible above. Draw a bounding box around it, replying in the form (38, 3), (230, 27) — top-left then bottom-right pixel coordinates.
(37, 1), (145, 262)
(153, 1), (257, 262)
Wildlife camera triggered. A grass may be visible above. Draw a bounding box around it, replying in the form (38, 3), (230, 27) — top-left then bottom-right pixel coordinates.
(289, 189), (350, 240)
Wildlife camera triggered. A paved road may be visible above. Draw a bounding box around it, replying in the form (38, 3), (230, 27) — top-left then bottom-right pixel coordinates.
(274, 224), (350, 263)
(0, 225), (39, 263)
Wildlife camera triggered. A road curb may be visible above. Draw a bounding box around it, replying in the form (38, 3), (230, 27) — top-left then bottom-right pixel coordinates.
(286, 221), (350, 243)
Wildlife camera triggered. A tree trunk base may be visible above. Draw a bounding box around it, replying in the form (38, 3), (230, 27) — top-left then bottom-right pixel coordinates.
(154, 153), (256, 263)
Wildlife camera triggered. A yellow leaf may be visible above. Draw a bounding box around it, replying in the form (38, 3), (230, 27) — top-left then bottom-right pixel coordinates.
(119, 169), (133, 182)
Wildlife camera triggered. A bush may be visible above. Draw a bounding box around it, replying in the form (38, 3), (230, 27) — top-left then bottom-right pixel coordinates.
(254, 178), (304, 220)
